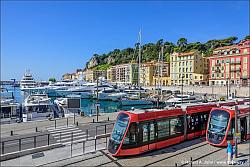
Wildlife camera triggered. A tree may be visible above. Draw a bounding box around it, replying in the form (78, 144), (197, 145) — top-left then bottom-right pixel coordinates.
(49, 77), (56, 83)
(245, 35), (250, 40)
(177, 38), (188, 47)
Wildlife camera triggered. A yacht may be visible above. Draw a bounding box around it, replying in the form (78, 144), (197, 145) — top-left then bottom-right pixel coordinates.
(93, 88), (127, 101)
(20, 71), (37, 91)
(1, 88), (20, 120)
(23, 94), (53, 122)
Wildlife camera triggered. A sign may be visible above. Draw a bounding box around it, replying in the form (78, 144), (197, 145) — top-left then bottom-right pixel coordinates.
(67, 98), (81, 109)
(235, 133), (241, 137)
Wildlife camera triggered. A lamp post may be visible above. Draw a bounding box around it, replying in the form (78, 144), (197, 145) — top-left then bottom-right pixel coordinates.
(96, 73), (100, 122)
(181, 74), (184, 104)
(226, 77), (229, 99)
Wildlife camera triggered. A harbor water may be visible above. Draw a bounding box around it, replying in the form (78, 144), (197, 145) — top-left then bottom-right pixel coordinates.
(3, 85), (153, 116)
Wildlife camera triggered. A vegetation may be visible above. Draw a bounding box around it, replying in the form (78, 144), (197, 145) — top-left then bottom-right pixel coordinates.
(85, 36), (245, 69)
(49, 77), (56, 83)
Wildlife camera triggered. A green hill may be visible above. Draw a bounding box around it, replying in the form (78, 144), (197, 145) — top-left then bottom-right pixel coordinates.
(85, 35), (248, 70)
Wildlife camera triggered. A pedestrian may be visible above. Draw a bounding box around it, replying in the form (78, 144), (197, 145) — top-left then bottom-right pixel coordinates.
(227, 141), (233, 165)
(231, 145), (236, 165)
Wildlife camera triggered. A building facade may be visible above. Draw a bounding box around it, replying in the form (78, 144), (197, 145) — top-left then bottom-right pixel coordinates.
(209, 39), (250, 86)
(170, 51), (209, 85)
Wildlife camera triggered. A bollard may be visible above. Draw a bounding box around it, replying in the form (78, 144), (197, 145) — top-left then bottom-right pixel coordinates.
(93, 119), (95, 123)
(95, 138), (97, 150)
(190, 157), (192, 167)
(11, 130), (13, 136)
(67, 118), (69, 127)
(105, 124), (107, 134)
(96, 126), (98, 136)
(2, 142), (4, 155)
(54, 119), (56, 129)
(35, 127), (38, 132)
(175, 163), (177, 167)
(108, 117), (109, 121)
(76, 121), (79, 126)
(19, 139), (21, 151)
(34, 136), (36, 148)
(71, 132), (73, 143)
(48, 134), (50, 145)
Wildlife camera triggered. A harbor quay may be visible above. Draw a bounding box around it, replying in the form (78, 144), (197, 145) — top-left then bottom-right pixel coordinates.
(0, 112), (118, 155)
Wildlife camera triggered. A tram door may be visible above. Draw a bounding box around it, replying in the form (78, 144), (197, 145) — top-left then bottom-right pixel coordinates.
(140, 121), (156, 153)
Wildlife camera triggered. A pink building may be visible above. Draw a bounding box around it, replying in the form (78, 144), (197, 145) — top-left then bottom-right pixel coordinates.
(209, 39), (250, 86)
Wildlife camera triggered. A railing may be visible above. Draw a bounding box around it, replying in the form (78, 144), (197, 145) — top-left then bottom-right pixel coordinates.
(215, 69), (221, 73)
(230, 68), (241, 72)
(230, 61), (241, 65)
(214, 63), (221, 66)
(0, 121), (114, 155)
(0, 133), (51, 155)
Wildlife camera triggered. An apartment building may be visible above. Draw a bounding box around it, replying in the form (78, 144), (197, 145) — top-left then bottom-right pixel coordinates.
(170, 51), (209, 85)
(209, 39), (250, 86)
(152, 61), (170, 86)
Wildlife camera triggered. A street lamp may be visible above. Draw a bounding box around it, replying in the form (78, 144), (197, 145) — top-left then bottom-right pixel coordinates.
(181, 74), (184, 104)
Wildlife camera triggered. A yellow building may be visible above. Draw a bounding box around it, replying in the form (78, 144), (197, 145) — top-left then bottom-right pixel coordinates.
(62, 73), (73, 80)
(140, 62), (154, 86)
(83, 69), (107, 82)
(153, 76), (171, 86)
(170, 51), (209, 85)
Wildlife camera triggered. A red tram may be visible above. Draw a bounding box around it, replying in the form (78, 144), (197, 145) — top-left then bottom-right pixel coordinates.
(206, 104), (250, 147)
(108, 100), (247, 157)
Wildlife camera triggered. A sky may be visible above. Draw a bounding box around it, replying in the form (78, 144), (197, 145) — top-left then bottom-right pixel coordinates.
(1, 1), (249, 81)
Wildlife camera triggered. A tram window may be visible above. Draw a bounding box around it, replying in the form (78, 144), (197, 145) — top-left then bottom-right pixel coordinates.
(157, 119), (170, 139)
(149, 123), (155, 141)
(123, 123), (137, 147)
(142, 123), (149, 143)
(170, 118), (177, 135)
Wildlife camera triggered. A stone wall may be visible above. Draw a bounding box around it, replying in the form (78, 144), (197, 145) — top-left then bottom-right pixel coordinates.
(146, 85), (250, 97)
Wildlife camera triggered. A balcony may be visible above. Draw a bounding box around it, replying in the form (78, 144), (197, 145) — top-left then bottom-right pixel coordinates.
(215, 69), (221, 73)
(230, 61), (241, 65)
(214, 63), (221, 66)
(230, 68), (241, 72)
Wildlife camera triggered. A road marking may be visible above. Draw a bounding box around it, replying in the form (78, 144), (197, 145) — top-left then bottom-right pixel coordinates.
(53, 132), (86, 138)
(48, 127), (79, 133)
(57, 134), (87, 142)
(47, 125), (75, 130)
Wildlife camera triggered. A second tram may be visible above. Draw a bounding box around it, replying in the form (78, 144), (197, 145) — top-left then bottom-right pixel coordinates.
(206, 104), (250, 146)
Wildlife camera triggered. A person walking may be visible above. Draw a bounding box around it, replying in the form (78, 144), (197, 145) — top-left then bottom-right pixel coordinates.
(227, 141), (233, 165)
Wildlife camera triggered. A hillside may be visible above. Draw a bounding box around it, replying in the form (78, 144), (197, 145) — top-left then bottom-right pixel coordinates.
(85, 35), (250, 70)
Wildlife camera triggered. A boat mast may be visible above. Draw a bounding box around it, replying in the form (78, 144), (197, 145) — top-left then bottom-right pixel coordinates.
(160, 44), (164, 100)
(138, 30), (141, 99)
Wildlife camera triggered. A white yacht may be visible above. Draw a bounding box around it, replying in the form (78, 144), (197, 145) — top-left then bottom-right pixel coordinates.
(93, 88), (127, 101)
(23, 94), (53, 122)
(20, 71), (37, 91)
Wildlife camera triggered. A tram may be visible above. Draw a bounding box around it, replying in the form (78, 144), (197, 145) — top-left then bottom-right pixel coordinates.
(206, 104), (250, 147)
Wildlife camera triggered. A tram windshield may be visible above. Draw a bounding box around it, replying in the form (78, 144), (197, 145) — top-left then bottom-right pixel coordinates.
(208, 109), (230, 135)
(108, 113), (129, 154)
(111, 113), (130, 143)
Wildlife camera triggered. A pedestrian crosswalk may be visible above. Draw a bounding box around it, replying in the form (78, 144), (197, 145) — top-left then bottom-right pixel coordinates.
(47, 125), (88, 145)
